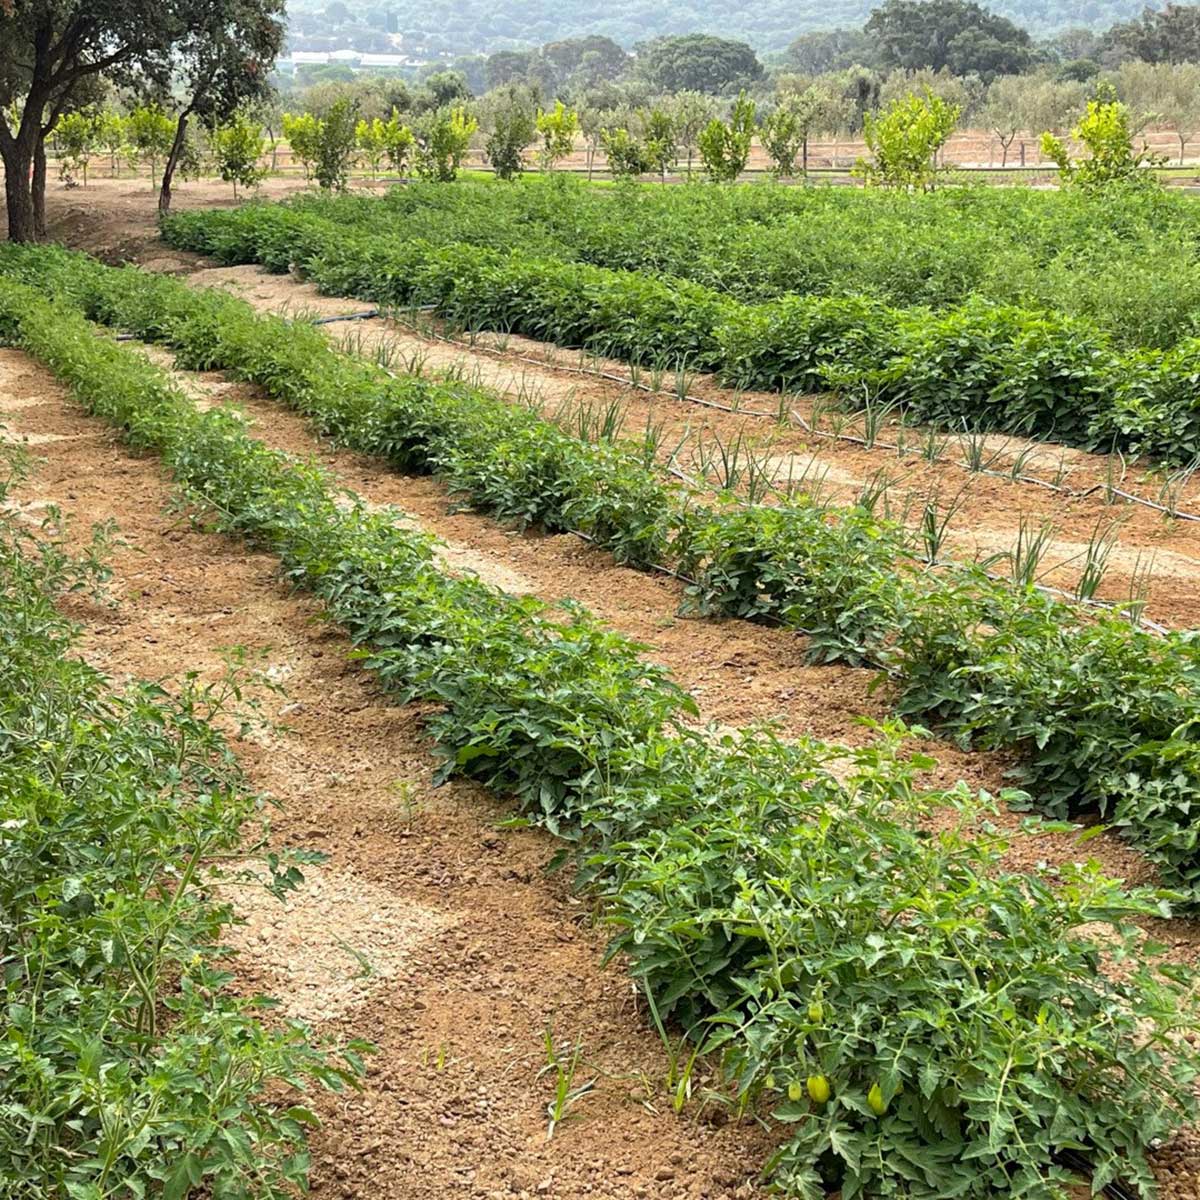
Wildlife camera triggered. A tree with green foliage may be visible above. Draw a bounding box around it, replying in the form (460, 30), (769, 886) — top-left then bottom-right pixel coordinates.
(1116, 60), (1200, 164)
(423, 70), (472, 108)
(484, 86), (536, 180)
(126, 103), (175, 186)
(414, 106), (478, 181)
(664, 90), (715, 178)
(96, 108), (128, 178)
(761, 86), (829, 177)
(579, 104), (611, 181)
(641, 108), (677, 182)
(282, 111), (320, 180)
(698, 92), (755, 183)
(855, 88), (960, 189)
(315, 97), (358, 191)
(0, 0), (217, 240)
(53, 109), (98, 187)
(786, 29), (873, 74)
(1104, 2), (1200, 64)
(634, 34), (763, 95)
(535, 99), (578, 171)
(355, 116), (387, 177)
(866, 0), (1032, 80)
(380, 110), (416, 176)
(600, 126), (650, 179)
(1041, 97), (1163, 189)
(211, 110), (266, 197)
(155, 0), (284, 213)
(839, 64), (883, 133)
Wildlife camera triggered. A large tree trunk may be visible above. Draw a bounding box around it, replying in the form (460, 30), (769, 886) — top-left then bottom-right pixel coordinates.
(1, 132), (39, 243)
(158, 110), (192, 215)
(32, 140), (48, 239)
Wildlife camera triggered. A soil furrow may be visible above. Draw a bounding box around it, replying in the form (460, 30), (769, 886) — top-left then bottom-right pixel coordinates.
(123, 338), (1171, 901)
(177, 262), (1200, 629)
(0, 344), (780, 1200)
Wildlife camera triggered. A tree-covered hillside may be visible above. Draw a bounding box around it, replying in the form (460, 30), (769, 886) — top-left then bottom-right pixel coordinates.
(288, 0), (1163, 54)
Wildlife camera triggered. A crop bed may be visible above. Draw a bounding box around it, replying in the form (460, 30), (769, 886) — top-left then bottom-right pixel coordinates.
(0, 422), (364, 1197)
(6, 242), (1200, 901)
(162, 187), (1200, 466)
(5, 253), (1200, 1196)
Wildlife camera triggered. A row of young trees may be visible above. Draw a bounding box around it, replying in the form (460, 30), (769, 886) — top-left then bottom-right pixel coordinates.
(279, 57), (1200, 172)
(51, 105), (268, 196)
(47, 66), (1181, 198)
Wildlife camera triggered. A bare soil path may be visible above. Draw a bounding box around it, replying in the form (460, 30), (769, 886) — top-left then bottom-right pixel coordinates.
(0, 347), (781, 1200)
(39, 176), (1200, 629)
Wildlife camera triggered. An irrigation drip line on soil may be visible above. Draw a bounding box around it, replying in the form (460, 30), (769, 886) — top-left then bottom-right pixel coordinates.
(386, 311), (1200, 527)
(92, 313), (1176, 636)
(310, 308), (383, 325)
(346, 335), (1174, 634)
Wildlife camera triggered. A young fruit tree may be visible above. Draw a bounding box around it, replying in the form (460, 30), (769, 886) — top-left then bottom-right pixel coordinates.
(126, 103), (175, 186)
(600, 126), (651, 179)
(355, 117), (387, 178)
(380, 110), (416, 177)
(211, 110), (266, 197)
(414, 107), (478, 181)
(1041, 97), (1163, 188)
(52, 108), (98, 187)
(535, 100), (579, 171)
(484, 86), (536, 180)
(315, 97), (359, 191)
(698, 92), (756, 183)
(641, 107), (678, 182)
(760, 86), (829, 177)
(854, 88), (960, 189)
(282, 112), (320, 180)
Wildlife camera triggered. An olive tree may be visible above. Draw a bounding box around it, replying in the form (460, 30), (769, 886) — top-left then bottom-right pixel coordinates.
(1115, 60), (1200, 163)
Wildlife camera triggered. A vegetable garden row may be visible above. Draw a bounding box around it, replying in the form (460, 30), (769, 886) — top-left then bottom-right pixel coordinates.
(4, 243), (1200, 901)
(162, 198), (1200, 466)
(2, 254), (1200, 1199)
(0, 444), (363, 1197)
(288, 180), (1200, 353)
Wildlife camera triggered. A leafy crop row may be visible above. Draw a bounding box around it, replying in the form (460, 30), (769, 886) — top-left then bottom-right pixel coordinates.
(6, 241), (1200, 903)
(3, 270), (1200, 1200)
(0, 452), (363, 1196)
(161, 203), (1200, 466)
(290, 180), (1200, 353)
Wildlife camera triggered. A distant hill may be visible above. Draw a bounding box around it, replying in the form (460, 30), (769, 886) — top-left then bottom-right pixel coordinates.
(287, 0), (1163, 55)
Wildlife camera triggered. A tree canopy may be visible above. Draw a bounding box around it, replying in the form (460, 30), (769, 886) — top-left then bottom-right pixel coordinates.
(633, 34), (763, 94)
(866, 0), (1034, 77)
(1103, 3), (1200, 63)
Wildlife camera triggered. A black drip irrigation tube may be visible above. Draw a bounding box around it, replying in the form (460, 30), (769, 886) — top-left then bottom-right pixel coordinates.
(1055, 1150), (1143, 1200)
(310, 308), (381, 326)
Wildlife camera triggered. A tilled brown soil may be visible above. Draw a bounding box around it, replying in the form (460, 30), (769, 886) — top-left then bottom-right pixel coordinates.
(35, 177), (1200, 633)
(12, 177), (1200, 1197)
(0, 350), (786, 1199)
